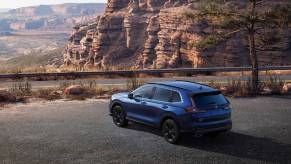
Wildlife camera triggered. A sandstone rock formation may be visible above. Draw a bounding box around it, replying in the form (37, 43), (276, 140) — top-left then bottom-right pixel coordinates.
(283, 83), (291, 93)
(64, 85), (84, 95)
(63, 0), (291, 70)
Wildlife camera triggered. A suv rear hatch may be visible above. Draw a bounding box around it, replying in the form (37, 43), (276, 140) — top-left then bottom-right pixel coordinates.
(192, 91), (230, 110)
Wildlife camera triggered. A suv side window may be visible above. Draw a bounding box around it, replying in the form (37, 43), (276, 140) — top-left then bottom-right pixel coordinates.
(152, 87), (172, 102)
(152, 87), (181, 103)
(133, 85), (155, 99)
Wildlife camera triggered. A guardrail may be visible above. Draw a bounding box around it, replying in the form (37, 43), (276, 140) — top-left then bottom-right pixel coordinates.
(0, 66), (290, 79)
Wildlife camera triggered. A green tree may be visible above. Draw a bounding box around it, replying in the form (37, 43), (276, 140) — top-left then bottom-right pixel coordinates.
(184, 0), (291, 95)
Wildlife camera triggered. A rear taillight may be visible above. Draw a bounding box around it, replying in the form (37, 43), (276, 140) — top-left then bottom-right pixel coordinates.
(184, 107), (197, 113)
(184, 107), (206, 113)
(223, 104), (231, 110)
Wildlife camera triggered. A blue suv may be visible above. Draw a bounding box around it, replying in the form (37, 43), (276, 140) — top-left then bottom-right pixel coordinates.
(109, 81), (232, 144)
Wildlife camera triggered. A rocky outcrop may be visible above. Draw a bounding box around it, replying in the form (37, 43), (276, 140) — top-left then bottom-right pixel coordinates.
(0, 90), (16, 102)
(140, 15), (160, 68)
(64, 85), (84, 95)
(105, 0), (130, 13)
(283, 83), (291, 92)
(64, 0), (291, 70)
(64, 20), (98, 66)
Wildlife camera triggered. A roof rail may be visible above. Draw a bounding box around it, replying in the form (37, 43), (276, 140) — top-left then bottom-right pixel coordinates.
(174, 80), (211, 87)
(147, 82), (192, 91)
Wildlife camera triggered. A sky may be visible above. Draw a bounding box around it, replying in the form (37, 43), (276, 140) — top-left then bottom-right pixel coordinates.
(0, 0), (107, 9)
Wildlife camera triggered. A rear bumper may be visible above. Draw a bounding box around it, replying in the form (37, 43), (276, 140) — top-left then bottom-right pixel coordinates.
(181, 120), (232, 134)
(194, 122), (232, 134)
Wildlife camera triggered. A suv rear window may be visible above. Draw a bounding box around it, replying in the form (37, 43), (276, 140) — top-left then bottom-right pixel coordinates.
(193, 93), (228, 108)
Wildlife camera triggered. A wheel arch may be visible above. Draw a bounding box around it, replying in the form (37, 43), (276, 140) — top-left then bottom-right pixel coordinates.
(159, 112), (180, 130)
(110, 100), (124, 113)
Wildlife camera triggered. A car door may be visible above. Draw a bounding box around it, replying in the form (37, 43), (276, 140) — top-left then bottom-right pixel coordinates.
(126, 85), (155, 123)
(141, 87), (174, 125)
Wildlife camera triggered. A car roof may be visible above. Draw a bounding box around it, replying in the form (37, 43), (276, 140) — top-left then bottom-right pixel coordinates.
(148, 81), (217, 94)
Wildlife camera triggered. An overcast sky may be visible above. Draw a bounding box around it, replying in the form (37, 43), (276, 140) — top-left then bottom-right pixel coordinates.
(0, 0), (107, 9)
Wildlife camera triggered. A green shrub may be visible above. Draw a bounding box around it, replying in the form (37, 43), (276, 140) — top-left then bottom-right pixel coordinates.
(189, 35), (223, 50)
(182, 10), (196, 19)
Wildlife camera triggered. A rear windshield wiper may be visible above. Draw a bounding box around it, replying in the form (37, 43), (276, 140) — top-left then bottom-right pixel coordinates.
(207, 102), (217, 105)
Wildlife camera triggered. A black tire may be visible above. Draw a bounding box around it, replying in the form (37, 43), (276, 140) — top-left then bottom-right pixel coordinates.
(162, 119), (180, 144)
(112, 105), (128, 127)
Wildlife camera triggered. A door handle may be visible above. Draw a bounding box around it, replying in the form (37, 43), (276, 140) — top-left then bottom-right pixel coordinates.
(162, 105), (168, 109)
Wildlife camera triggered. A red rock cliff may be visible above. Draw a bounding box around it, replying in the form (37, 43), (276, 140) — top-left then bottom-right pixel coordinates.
(63, 0), (291, 69)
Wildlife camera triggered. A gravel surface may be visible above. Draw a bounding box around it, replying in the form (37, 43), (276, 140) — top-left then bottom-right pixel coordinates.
(0, 97), (291, 164)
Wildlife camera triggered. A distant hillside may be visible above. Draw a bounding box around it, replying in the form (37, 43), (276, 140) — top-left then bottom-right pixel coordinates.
(0, 47), (64, 70)
(0, 20), (11, 31)
(0, 9), (10, 13)
(0, 30), (71, 61)
(8, 3), (105, 17)
(0, 3), (106, 31)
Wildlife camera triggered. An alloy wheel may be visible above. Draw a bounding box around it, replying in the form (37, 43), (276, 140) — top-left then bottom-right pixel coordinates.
(112, 105), (127, 127)
(162, 119), (180, 144)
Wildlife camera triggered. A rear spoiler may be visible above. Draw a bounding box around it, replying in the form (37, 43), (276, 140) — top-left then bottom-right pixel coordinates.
(190, 90), (221, 97)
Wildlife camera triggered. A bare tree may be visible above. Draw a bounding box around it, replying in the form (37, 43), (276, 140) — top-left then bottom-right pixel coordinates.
(184, 0), (291, 95)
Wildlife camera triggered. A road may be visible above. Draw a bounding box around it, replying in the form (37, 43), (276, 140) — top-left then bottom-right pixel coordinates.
(1, 74), (291, 90)
(1, 97), (291, 164)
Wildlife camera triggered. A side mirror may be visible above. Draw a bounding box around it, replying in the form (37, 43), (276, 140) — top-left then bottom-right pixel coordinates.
(128, 93), (134, 99)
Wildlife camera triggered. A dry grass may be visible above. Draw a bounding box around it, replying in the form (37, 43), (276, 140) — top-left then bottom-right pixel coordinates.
(33, 88), (62, 101)
(225, 79), (253, 97)
(0, 65), (98, 74)
(208, 79), (252, 97)
(1, 74), (290, 106)
(0, 103), (9, 109)
(8, 81), (32, 97)
(1, 65), (290, 83)
(208, 75), (288, 97)
(262, 75), (285, 95)
(126, 76), (146, 91)
(217, 70), (291, 77)
(58, 80), (123, 100)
